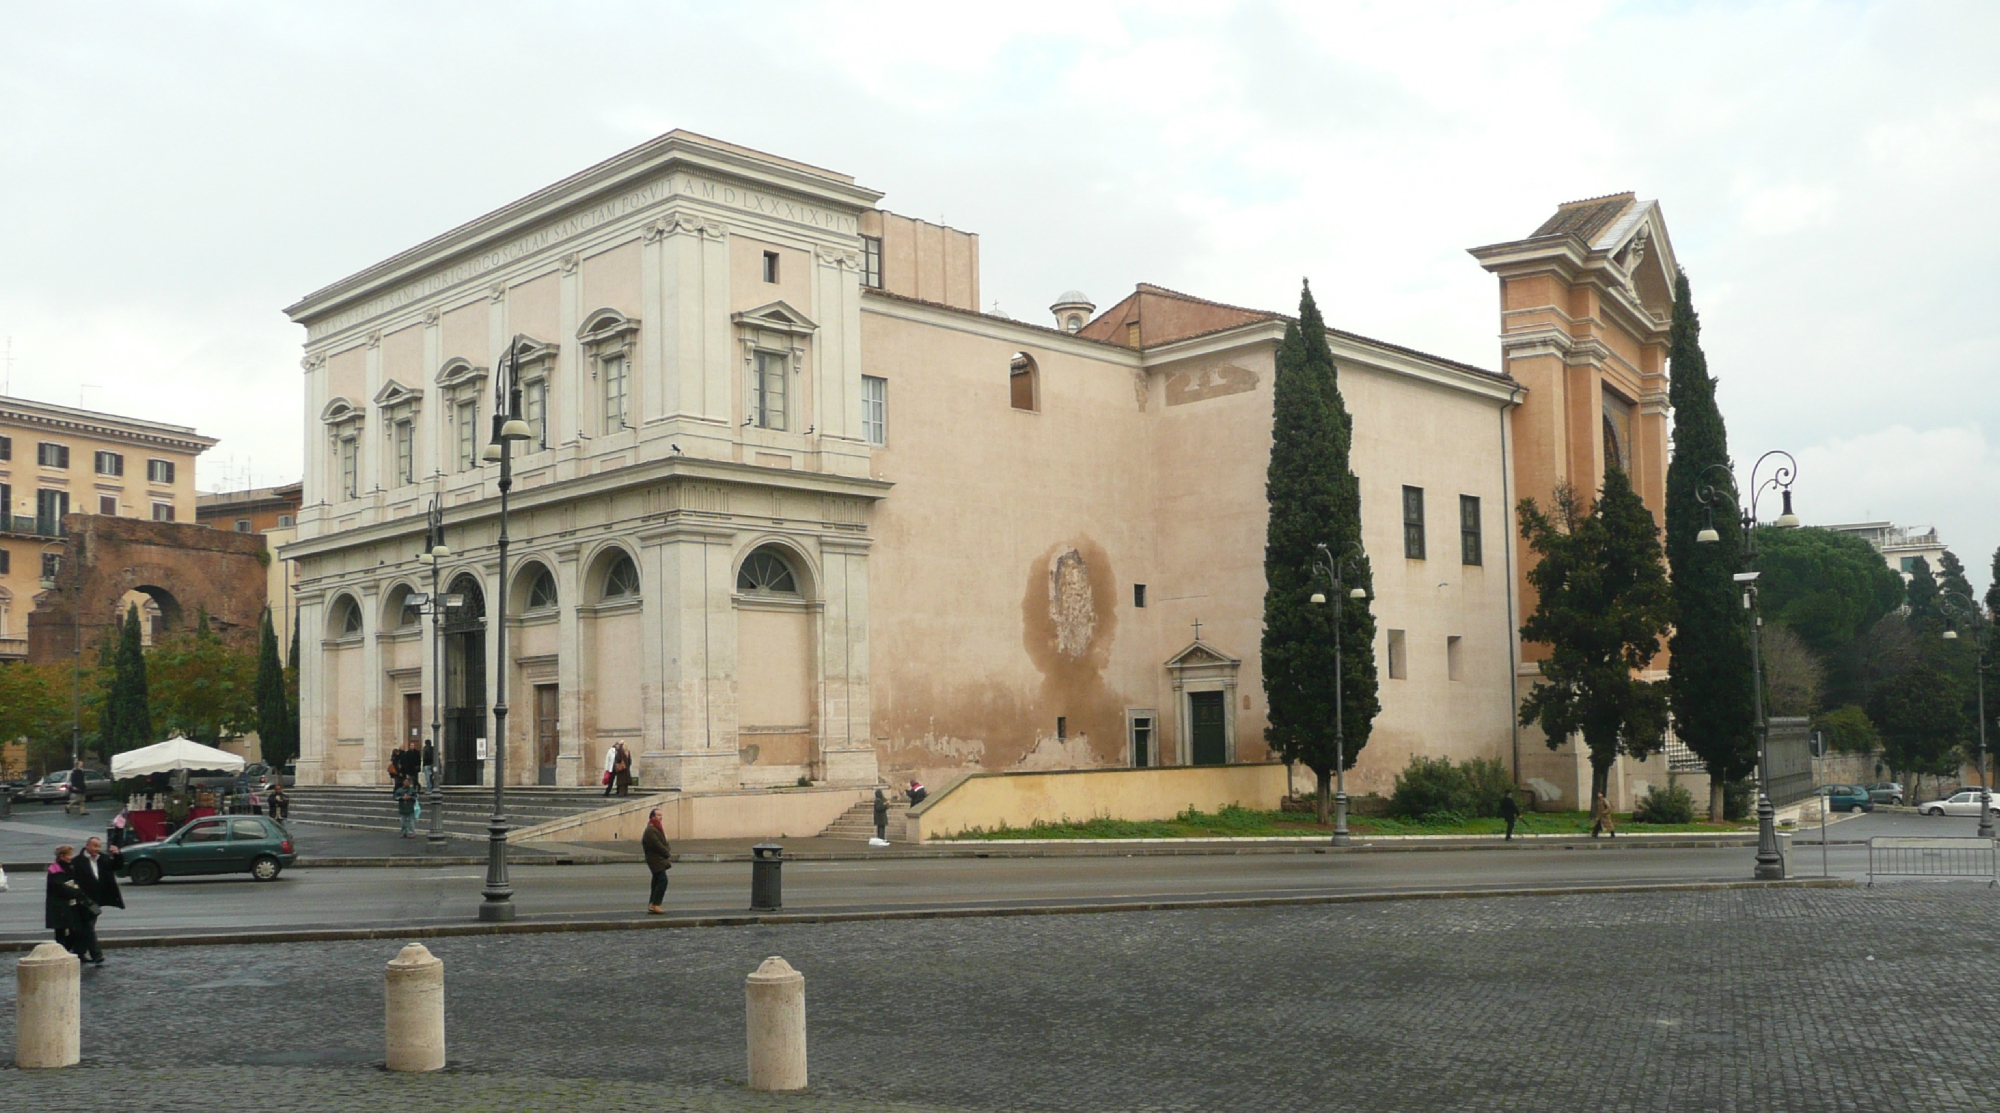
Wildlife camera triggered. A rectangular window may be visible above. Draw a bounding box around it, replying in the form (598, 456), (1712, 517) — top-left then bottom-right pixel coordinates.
(98, 495), (117, 516)
(234, 519), (252, 533)
(1402, 485), (1426, 560)
(1056, 716), (1067, 740)
(1900, 556), (1918, 574)
(1459, 494), (1482, 566)
(35, 489), (67, 534)
(1133, 583), (1148, 608)
(146, 458), (174, 484)
(456, 399), (479, 472)
(339, 437), (359, 499)
(0, 549), (8, 574)
(1009, 355), (1036, 411)
(394, 420), (415, 486)
(762, 251), (780, 283)
(152, 502), (175, 522)
(41, 552), (60, 580)
(753, 350), (788, 430)
(37, 442), (68, 469)
(602, 354), (629, 433)
(861, 236), (882, 289)
(1, 482), (10, 525)
(0, 434), (10, 460)
(93, 451), (123, 476)
(523, 379), (548, 450)
(1386, 629), (1408, 680)
(277, 514), (294, 528)
(1129, 714), (1154, 768)
(1447, 635), (1464, 681)
(861, 375), (887, 445)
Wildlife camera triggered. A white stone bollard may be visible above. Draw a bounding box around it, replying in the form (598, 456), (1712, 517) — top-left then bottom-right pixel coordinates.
(384, 942), (446, 1072)
(745, 955), (807, 1091)
(16, 942), (80, 1069)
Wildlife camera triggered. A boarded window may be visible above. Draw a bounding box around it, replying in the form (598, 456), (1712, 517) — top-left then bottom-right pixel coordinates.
(1387, 629), (1408, 680)
(1009, 352), (1038, 411)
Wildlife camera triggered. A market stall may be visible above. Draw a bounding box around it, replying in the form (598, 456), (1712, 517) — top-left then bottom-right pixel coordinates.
(111, 736), (245, 842)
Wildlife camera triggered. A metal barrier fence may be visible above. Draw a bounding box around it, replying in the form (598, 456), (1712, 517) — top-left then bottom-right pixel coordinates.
(1867, 837), (1998, 887)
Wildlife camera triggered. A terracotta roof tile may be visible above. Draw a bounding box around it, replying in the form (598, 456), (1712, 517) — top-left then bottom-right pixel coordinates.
(1531, 192), (1636, 240)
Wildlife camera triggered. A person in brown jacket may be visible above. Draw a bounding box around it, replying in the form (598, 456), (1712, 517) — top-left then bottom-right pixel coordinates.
(642, 807), (672, 914)
(1590, 792), (1617, 839)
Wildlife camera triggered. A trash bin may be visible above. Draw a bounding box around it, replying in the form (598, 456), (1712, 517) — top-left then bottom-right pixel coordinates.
(750, 844), (784, 911)
(0, 790), (12, 819)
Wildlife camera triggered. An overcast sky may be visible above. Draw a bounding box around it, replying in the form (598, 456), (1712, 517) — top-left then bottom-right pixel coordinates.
(2, 1), (1995, 589)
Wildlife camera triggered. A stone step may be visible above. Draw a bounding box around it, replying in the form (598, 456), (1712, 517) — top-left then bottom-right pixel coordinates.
(817, 797), (911, 841)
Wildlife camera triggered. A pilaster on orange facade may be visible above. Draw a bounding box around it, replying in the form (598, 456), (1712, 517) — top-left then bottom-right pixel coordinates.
(1469, 193), (1680, 668)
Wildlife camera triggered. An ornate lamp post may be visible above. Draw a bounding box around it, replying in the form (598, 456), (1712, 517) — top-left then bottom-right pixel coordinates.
(1695, 450), (1801, 880)
(413, 494), (452, 849)
(474, 336), (534, 922)
(1937, 590), (1994, 840)
(1310, 541), (1370, 846)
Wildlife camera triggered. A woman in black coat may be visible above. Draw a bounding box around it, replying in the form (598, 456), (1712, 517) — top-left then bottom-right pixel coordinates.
(44, 845), (87, 955)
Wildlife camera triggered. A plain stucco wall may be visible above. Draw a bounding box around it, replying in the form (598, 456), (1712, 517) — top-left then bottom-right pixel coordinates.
(908, 763), (1290, 840)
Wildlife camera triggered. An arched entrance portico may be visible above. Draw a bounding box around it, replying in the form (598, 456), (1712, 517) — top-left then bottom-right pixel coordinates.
(442, 573), (488, 786)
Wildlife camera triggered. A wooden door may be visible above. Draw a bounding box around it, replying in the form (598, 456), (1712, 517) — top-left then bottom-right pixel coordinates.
(1189, 691), (1227, 766)
(535, 685), (559, 786)
(403, 693), (424, 752)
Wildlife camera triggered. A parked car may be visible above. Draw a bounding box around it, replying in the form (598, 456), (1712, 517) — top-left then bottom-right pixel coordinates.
(1864, 782), (1905, 806)
(14, 769), (117, 804)
(118, 815), (296, 884)
(1815, 784), (1874, 813)
(1918, 789), (2000, 817)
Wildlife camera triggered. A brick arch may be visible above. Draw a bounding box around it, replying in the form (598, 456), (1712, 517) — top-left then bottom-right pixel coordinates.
(27, 516), (269, 663)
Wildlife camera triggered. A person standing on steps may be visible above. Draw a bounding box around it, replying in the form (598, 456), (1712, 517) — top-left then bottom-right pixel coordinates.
(1590, 792), (1617, 839)
(605, 742), (633, 797)
(1499, 790), (1521, 841)
(642, 808), (672, 914)
(872, 787), (890, 844)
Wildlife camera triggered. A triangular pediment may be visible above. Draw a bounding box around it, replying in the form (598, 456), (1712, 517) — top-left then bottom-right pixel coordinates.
(372, 378), (422, 407)
(733, 300), (818, 334)
(1165, 640), (1240, 669)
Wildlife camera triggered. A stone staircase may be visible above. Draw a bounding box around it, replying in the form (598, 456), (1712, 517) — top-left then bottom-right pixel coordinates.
(818, 792), (911, 842)
(283, 785), (617, 842)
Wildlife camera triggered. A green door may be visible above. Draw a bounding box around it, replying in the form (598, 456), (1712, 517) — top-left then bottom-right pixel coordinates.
(1190, 691), (1227, 766)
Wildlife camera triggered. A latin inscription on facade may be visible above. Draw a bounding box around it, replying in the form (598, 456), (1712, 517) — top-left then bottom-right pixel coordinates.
(1165, 363), (1259, 406)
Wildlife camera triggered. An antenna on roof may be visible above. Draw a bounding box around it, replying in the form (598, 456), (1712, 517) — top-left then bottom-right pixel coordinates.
(2, 336), (11, 395)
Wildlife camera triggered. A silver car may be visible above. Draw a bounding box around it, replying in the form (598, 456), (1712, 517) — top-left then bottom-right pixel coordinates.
(1918, 789), (2000, 817)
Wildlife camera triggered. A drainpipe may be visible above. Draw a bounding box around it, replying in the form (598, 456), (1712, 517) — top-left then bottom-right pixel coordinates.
(1500, 385), (1525, 786)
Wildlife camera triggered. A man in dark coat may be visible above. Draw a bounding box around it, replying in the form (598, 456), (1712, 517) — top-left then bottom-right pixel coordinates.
(1498, 791), (1522, 841)
(641, 808), (672, 914)
(67, 761), (89, 816)
(267, 784), (290, 822)
(872, 788), (890, 842)
(45, 846), (87, 957)
(70, 837), (123, 964)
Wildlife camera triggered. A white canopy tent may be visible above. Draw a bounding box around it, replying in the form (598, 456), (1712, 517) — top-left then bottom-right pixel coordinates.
(110, 736), (246, 780)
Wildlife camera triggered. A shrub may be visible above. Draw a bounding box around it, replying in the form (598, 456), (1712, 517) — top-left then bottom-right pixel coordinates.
(1390, 755), (1517, 821)
(1632, 780), (1697, 824)
(1814, 705), (1879, 754)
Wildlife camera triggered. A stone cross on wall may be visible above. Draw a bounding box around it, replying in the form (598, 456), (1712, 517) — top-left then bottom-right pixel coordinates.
(1191, 617), (1203, 642)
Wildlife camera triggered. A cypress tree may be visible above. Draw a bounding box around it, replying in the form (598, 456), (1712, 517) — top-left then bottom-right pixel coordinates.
(1518, 468), (1675, 801)
(1261, 279), (1378, 824)
(1905, 556), (1941, 629)
(108, 602), (153, 752)
(1936, 549), (1975, 605)
(283, 621), (301, 767)
(255, 608), (292, 767)
(1662, 271), (1757, 820)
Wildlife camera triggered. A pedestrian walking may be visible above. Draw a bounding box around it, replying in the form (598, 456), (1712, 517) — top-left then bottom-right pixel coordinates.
(605, 742), (633, 797)
(1590, 792), (1617, 839)
(70, 838), (123, 964)
(422, 737), (438, 792)
(266, 784), (290, 822)
(44, 846), (91, 958)
(67, 760), (89, 816)
(642, 808), (672, 914)
(395, 779), (418, 838)
(1499, 791), (1521, 841)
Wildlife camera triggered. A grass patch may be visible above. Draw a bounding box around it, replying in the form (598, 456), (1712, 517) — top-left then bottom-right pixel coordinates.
(942, 804), (1753, 840)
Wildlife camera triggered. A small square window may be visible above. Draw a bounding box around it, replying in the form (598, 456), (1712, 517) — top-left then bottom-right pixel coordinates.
(152, 502), (175, 522)
(762, 251), (780, 283)
(1386, 629), (1408, 680)
(98, 496), (118, 516)
(147, 458), (175, 484)
(234, 519), (252, 533)
(37, 443), (69, 469)
(277, 514), (294, 528)
(94, 451), (123, 476)
(1133, 583), (1147, 608)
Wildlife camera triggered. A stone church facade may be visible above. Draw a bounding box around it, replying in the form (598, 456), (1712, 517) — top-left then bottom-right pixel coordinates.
(283, 131), (1678, 808)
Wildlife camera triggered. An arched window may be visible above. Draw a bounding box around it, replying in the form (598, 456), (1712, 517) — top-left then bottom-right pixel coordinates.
(737, 547), (799, 595)
(385, 584), (421, 630)
(527, 565), (558, 610)
(1009, 352), (1039, 412)
(601, 553), (640, 600)
(330, 595), (363, 637)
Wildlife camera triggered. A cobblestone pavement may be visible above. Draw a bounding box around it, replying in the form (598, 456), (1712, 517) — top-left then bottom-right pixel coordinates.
(3, 885), (1997, 1112)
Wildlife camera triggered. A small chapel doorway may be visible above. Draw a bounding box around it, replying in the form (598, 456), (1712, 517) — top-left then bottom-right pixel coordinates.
(1189, 691), (1227, 766)
(403, 693), (424, 752)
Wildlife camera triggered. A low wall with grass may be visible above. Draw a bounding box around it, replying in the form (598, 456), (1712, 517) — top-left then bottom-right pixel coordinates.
(906, 764), (1289, 842)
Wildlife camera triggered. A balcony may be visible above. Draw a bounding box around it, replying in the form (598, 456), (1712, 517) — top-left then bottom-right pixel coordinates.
(0, 514), (64, 539)
(0, 635), (25, 661)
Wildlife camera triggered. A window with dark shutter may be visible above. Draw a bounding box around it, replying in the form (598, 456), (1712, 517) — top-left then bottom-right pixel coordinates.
(1459, 495), (1482, 566)
(1402, 486), (1426, 560)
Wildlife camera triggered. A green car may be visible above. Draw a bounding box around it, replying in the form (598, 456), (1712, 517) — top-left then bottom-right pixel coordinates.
(120, 815), (297, 884)
(1816, 784), (1875, 813)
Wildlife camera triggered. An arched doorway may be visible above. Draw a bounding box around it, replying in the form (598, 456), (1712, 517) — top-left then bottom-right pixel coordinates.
(442, 573), (487, 786)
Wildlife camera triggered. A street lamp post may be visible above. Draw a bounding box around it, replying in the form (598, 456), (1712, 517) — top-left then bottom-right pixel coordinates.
(1695, 450), (1801, 880)
(475, 336), (534, 922)
(415, 494), (452, 849)
(1937, 590), (1994, 840)
(1311, 542), (1370, 846)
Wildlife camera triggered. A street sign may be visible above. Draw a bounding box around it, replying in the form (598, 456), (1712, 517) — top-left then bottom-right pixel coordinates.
(475, 737), (489, 760)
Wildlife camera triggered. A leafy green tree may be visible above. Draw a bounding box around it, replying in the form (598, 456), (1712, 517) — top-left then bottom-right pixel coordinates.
(1936, 549), (1976, 605)
(1661, 271), (1756, 819)
(1905, 555), (1941, 629)
(1752, 526), (1907, 705)
(1518, 468), (1675, 800)
(0, 662), (69, 773)
(1812, 705), (1879, 754)
(254, 608), (295, 768)
(149, 608), (257, 747)
(1261, 279), (1378, 825)
(103, 604), (154, 754)
(1870, 657), (1966, 782)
